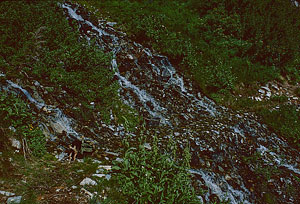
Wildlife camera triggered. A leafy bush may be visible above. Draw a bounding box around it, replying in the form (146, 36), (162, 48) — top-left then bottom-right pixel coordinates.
(113, 137), (199, 204)
(0, 91), (45, 157)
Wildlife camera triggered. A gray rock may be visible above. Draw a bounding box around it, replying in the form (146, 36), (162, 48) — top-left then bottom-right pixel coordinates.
(97, 165), (112, 171)
(104, 151), (119, 157)
(10, 138), (21, 149)
(105, 174), (111, 181)
(92, 174), (106, 178)
(80, 177), (97, 186)
(271, 83), (279, 91)
(8, 126), (16, 132)
(80, 188), (93, 198)
(7, 196), (22, 204)
(0, 191), (15, 197)
(55, 152), (68, 161)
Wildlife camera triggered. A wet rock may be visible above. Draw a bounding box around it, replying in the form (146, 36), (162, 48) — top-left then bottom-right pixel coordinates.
(0, 191), (15, 197)
(7, 196), (22, 204)
(161, 68), (171, 81)
(261, 86), (271, 92)
(143, 143), (151, 150)
(255, 96), (262, 101)
(197, 195), (204, 203)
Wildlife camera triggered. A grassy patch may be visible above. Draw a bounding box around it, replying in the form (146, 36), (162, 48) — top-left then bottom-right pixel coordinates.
(0, 151), (100, 203)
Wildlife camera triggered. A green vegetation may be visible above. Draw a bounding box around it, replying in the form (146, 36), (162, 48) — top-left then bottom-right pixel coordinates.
(0, 91), (45, 157)
(223, 95), (300, 148)
(260, 105), (300, 148)
(76, 0), (300, 96)
(1, 0), (300, 203)
(115, 137), (198, 204)
(0, 0), (140, 129)
(1, 153), (99, 203)
(90, 136), (200, 204)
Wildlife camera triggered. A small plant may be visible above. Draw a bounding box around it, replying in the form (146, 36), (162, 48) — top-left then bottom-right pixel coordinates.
(112, 136), (200, 204)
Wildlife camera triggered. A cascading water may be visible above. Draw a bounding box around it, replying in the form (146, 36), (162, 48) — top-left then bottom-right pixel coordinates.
(4, 80), (79, 139)
(59, 2), (300, 203)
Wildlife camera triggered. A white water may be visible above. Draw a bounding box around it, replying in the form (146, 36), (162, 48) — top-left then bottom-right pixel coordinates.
(189, 169), (251, 204)
(6, 80), (79, 139)
(62, 2), (218, 122)
(61, 3), (300, 203)
(61, 3), (246, 202)
(257, 145), (300, 175)
(116, 72), (169, 125)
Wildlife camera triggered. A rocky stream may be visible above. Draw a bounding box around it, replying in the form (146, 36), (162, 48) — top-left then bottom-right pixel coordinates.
(1, 2), (300, 203)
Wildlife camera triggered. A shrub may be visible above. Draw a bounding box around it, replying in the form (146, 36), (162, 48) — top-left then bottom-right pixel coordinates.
(113, 136), (199, 204)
